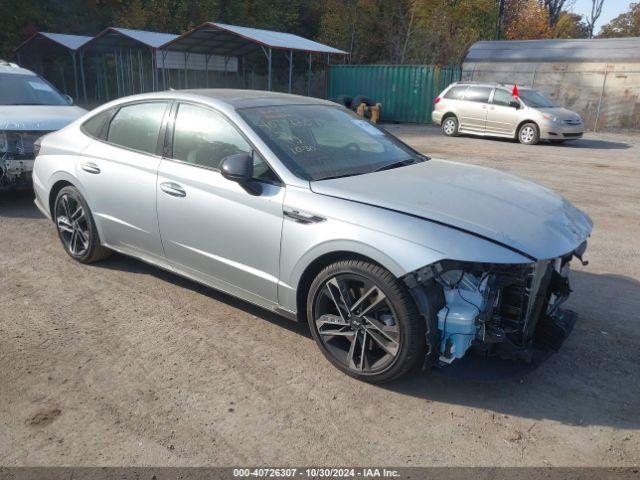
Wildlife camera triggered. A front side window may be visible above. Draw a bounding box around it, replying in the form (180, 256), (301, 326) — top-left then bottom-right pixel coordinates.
(240, 104), (424, 181)
(172, 103), (278, 183)
(0, 73), (69, 106)
(107, 102), (168, 155)
(172, 103), (252, 169)
(519, 89), (555, 108)
(464, 87), (492, 103)
(492, 89), (517, 107)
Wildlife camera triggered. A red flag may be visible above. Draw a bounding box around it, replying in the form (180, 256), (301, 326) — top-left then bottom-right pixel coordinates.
(512, 84), (520, 98)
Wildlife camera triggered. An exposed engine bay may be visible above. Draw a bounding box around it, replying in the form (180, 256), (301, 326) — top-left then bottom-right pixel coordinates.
(405, 241), (588, 366)
(0, 130), (46, 190)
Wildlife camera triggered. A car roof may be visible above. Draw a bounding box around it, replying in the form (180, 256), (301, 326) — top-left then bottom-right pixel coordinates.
(0, 60), (36, 76)
(179, 89), (337, 109)
(99, 89), (338, 112)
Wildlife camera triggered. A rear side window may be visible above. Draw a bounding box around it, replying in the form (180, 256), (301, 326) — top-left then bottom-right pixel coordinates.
(81, 108), (114, 140)
(444, 86), (467, 100)
(107, 102), (168, 155)
(465, 87), (493, 103)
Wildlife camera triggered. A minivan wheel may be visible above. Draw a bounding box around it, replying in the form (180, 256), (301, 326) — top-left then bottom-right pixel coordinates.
(307, 259), (425, 383)
(518, 123), (540, 145)
(54, 186), (111, 263)
(442, 116), (459, 137)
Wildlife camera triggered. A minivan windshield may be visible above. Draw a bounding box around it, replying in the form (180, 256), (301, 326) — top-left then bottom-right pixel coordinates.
(240, 104), (425, 181)
(518, 89), (555, 108)
(0, 73), (69, 106)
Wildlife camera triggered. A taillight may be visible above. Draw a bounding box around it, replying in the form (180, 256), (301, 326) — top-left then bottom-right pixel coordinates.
(434, 97), (441, 104)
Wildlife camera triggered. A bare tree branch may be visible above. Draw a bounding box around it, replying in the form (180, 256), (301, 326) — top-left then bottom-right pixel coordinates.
(587, 0), (606, 38)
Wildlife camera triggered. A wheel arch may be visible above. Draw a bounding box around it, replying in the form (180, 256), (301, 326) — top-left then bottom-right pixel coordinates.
(48, 180), (75, 219)
(442, 112), (457, 122)
(293, 249), (403, 324)
(515, 119), (539, 138)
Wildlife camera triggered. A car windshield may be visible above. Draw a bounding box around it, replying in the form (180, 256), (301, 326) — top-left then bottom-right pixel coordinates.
(239, 104), (425, 181)
(519, 89), (555, 108)
(0, 73), (69, 106)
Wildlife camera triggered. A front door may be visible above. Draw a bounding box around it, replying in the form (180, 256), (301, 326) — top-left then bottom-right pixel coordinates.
(457, 86), (493, 133)
(485, 88), (522, 136)
(156, 102), (284, 306)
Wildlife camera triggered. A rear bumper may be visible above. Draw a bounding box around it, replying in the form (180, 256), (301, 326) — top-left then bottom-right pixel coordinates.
(432, 110), (443, 125)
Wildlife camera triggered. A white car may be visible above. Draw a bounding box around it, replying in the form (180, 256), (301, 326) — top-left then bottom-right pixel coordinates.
(0, 60), (86, 190)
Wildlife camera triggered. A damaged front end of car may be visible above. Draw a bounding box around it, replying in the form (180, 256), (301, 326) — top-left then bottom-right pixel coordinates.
(0, 131), (47, 190)
(404, 241), (588, 368)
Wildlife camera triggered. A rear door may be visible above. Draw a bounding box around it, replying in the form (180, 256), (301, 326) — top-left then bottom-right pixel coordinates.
(78, 101), (169, 261)
(457, 86), (493, 133)
(486, 88), (521, 136)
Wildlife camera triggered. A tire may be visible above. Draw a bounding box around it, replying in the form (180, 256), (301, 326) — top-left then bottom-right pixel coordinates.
(333, 95), (353, 107)
(442, 115), (459, 137)
(54, 186), (111, 263)
(518, 122), (540, 145)
(306, 259), (425, 383)
(350, 95), (374, 111)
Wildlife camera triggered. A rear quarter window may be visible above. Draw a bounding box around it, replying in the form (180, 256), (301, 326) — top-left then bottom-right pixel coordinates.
(444, 86), (467, 100)
(81, 108), (115, 140)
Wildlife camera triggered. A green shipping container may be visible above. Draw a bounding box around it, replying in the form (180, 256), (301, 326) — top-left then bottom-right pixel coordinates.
(328, 65), (461, 124)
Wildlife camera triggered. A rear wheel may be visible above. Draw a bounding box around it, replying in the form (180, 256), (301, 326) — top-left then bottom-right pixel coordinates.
(518, 122), (540, 145)
(307, 259), (425, 383)
(442, 116), (459, 137)
(54, 186), (111, 263)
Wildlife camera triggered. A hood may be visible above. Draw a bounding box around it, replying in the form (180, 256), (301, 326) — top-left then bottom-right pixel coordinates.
(537, 107), (581, 122)
(310, 159), (592, 260)
(0, 105), (86, 131)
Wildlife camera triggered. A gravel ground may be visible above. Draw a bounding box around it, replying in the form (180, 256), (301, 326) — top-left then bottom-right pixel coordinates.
(1, 126), (638, 467)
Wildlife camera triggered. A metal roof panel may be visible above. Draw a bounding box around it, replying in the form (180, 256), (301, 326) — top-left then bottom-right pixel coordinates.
(161, 22), (348, 55)
(465, 37), (640, 63)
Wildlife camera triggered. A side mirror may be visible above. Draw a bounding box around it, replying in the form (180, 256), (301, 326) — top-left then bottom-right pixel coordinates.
(220, 153), (262, 195)
(509, 100), (520, 109)
(64, 94), (74, 105)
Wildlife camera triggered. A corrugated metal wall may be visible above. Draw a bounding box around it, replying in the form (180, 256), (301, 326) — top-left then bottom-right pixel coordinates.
(328, 65), (462, 123)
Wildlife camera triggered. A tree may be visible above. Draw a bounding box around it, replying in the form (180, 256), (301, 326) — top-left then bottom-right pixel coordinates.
(540, 0), (571, 27)
(553, 11), (589, 38)
(504, 0), (552, 39)
(599, 2), (640, 37)
(586, 0), (605, 38)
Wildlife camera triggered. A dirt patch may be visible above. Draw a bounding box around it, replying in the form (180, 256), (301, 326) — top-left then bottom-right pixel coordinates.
(27, 408), (61, 427)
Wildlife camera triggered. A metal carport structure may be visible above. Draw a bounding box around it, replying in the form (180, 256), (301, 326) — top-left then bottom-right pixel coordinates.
(80, 27), (178, 103)
(13, 32), (92, 102)
(159, 22), (348, 94)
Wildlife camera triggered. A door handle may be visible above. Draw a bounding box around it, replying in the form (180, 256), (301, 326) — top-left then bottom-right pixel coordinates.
(81, 162), (100, 174)
(160, 182), (186, 197)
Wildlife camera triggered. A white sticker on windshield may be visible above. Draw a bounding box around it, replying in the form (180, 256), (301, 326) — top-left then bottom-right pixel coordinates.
(352, 119), (384, 136)
(29, 81), (54, 92)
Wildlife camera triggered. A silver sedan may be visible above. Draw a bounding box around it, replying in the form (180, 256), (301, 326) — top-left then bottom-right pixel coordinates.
(33, 90), (593, 383)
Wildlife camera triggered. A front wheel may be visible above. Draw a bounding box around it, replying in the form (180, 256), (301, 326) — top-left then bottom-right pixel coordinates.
(54, 186), (111, 263)
(518, 122), (540, 145)
(307, 259), (425, 383)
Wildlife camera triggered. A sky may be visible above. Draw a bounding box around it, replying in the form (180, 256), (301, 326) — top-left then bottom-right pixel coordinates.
(569, 0), (633, 33)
